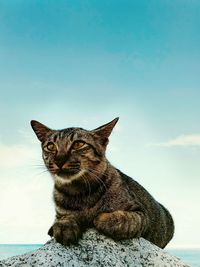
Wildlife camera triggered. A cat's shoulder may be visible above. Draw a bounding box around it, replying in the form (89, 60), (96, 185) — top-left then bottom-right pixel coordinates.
(116, 168), (137, 184)
(116, 168), (148, 192)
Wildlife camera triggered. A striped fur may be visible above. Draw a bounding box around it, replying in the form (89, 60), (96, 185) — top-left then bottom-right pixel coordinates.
(31, 118), (174, 248)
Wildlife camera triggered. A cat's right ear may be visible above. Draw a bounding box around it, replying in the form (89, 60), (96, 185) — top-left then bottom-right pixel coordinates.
(30, 120), (52, 142)
(92, 117), (119, 140)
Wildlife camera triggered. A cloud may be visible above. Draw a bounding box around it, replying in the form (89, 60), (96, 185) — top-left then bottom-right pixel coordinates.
(0, 168), (54, 243)
(152, 134), (200, 147)
(0, 143), (39, 168)
(0, 140), (52, 243)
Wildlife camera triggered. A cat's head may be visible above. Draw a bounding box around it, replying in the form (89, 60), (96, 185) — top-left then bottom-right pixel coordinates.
(31, 118), (118, 185)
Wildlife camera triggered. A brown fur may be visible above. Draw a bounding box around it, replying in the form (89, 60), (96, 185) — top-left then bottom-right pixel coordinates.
(31, 118), (174, 248)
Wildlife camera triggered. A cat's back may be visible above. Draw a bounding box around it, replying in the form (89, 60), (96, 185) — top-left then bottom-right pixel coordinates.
(118, 170), (159, 207)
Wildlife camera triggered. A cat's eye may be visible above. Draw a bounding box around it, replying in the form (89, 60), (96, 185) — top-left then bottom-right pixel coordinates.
(45, 142), (57, 152)
(72, 141), (85, 150)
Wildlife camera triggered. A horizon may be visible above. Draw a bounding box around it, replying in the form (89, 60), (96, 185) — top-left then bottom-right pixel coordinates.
(0, 242), (200, 250)
(0, 1), (200, 249)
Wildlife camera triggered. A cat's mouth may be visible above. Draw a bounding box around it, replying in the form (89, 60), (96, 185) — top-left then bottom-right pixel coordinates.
(57, 168), (80, 178)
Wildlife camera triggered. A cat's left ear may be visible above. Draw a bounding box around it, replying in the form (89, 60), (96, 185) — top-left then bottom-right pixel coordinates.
(31, 120), (52, 142)
(92, 117), (119, 140)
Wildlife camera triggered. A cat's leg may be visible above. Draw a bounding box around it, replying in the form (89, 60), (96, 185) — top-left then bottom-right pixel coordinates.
(48, 216), (82, 245)
(93, 210), (148, 240)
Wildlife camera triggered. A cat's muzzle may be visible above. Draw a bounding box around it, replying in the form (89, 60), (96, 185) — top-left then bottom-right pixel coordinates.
(57, 168), (80, 177)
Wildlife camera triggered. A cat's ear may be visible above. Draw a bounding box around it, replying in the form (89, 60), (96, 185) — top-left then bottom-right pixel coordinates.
(92, 117), (119, 140)
(31, 120), (52, 142)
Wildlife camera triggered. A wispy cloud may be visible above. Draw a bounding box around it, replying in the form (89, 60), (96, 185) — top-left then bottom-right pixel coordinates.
(0, 143), (39, 168)
(0, 140), (52, 243)
(151, 134), (200, 147)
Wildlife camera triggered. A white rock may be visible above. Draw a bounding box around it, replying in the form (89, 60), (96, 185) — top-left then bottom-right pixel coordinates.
(0, 229), (190, 267)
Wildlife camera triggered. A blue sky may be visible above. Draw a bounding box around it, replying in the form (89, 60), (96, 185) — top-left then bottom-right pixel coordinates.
(0, 1), (200, 247)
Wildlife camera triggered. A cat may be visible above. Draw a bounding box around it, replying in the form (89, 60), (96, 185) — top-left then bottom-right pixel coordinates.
(31, 118), (174, 248)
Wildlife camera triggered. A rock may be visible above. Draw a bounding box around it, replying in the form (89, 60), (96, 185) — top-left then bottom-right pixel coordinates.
(0, 229), (190, 267)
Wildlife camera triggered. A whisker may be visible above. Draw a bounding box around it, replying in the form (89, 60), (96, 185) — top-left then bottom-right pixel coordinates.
(86, 167), (108, 177)
(28, 161), (46, 170)
(82, 174), (91, 198)
(86, 168), (108, 192)
(31, 169), (50, 179)
(86, 167), (108, 180)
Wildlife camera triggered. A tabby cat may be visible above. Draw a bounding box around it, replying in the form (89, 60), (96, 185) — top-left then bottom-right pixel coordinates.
(31, 118), (174, 248)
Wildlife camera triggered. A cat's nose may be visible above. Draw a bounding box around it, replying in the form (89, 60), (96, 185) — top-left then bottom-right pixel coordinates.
(55, 157), (68, 169)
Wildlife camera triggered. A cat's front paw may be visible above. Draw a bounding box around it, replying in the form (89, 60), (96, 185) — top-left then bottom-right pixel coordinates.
(48, 219), (82, 245)
(94, 211), (140, 240)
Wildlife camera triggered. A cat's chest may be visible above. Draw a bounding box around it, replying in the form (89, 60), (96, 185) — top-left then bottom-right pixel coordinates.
(54, 189), (102, 211)
(54, 182), (137, 214)
(64, 195), (91, 210)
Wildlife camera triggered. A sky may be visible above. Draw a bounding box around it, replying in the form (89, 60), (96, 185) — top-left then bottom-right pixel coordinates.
(0, 0), (200, 248)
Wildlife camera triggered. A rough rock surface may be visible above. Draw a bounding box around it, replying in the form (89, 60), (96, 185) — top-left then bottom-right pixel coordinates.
(0, 229), (190, 267)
